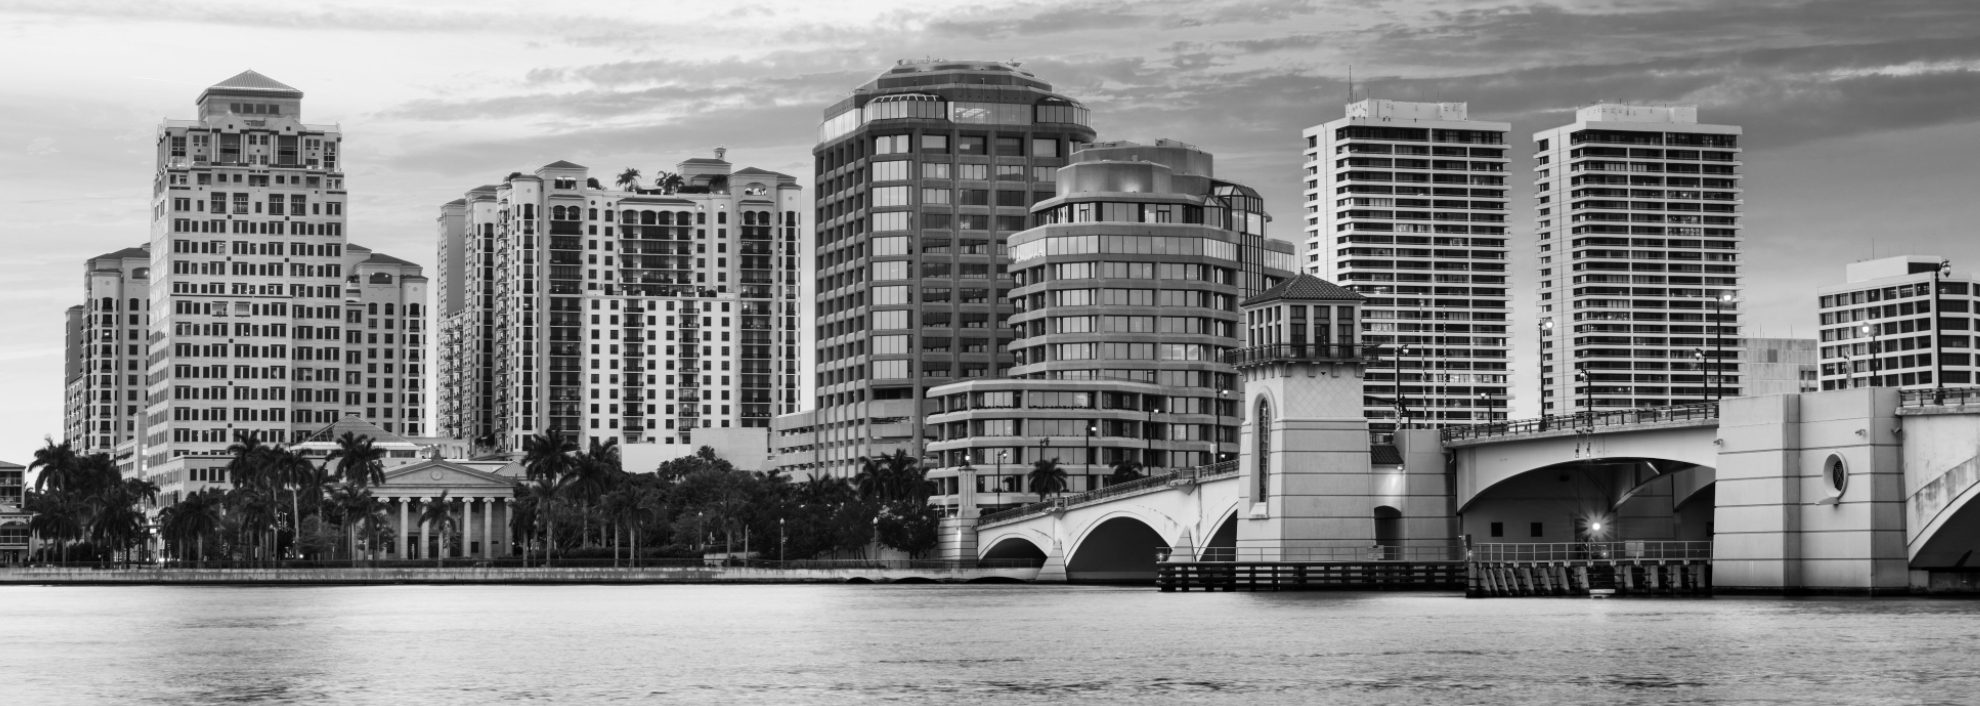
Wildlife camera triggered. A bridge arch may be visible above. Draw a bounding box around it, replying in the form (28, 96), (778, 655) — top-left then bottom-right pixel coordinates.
(976, 528), (1052, 564)
(1459, 457), (1716, 545)
(1453, 425), (1720, 509)
(1066, 513), (1174, 583)
(1198, 505), (1240, 560)
(1908, 453), (1980, 568)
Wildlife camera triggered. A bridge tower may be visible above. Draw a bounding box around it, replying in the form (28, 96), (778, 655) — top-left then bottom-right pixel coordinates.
(1230, 274), (1454, 558)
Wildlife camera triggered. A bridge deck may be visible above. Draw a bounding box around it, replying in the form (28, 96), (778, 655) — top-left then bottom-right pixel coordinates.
(1440, 402), (1719, 447)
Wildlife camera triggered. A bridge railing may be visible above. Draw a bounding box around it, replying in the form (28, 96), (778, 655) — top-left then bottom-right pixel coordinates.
(1440, 402), (1719, 443)
(1469, 540), (1713, 562)
(977, 459), (1240, 527)
(1899, 386), (1980, 409)
(1184, 543), (1466, 563)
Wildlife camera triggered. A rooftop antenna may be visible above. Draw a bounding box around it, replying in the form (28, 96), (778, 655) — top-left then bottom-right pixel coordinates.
(1347, 64), (1355, 104)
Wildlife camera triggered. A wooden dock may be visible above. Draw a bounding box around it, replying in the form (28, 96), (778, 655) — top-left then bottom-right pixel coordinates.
(1157, 561), (1467, 592)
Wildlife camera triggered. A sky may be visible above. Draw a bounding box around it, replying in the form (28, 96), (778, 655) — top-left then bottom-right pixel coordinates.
(2, 0), (1979, 465)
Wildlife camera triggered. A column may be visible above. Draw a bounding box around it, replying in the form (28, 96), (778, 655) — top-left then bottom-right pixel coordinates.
(396, 498), (409, 559)
(482, 498), (494, 559)
(461, 498), (473, 557)
(503, 498), (515, 556)
(418, 497), (430, 560)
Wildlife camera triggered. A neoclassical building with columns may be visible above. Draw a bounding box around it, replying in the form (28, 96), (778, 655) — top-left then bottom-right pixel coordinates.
(371, 458), (523, 560)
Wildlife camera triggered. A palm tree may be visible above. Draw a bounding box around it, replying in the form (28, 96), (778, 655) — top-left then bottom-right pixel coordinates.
(417, 491), (460, 567)
(264, 446), (319, 558)
(224, 431), (271, 490)
(653, 171), (684, 195)
(521, 429), (575, 482)
(1028, 458), (1069, 499)
(327, 432), (387, 488)
(159, 488), (226, 566)
(1108, 460), (1144, 486)
(518, 474), (570, 566)
(569, 437), (624, 547)
(29, 437), (82, 494)
(328, 484), (379, 566)
(615, 167), (642, 192)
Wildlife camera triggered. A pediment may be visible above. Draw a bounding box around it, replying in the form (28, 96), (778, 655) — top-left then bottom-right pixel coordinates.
(378, 459), (516, 491)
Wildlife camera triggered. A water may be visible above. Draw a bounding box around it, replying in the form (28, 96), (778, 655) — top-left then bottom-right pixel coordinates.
(3, 585), (1977, 704)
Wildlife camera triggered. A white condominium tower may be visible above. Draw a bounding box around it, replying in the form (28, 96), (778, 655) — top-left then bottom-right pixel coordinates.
(1533, 104), (1743, 414)
(131, 71), (427, 480)
(437, 156), (803, 452)
(1302, 99), (1511, 431)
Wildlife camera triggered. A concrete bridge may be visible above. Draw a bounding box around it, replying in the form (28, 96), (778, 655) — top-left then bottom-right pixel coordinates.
(962, 386), (1980, 593)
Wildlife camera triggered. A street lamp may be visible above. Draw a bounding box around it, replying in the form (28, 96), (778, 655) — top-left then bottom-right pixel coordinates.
(996, 450), (1009, 506)
(1862, 322), (1878, 387)
(1146, 403), (1162, 472)
(1538, 317), (1554, 429)
(778, 517), (786, 564)
(1935, 259), (1951, 402)
(1392, 343), (1413, 429)
(1218, 388), (1231, 462)
(1693, 348), (1709, 405)
(1710, 292), (1734, 401)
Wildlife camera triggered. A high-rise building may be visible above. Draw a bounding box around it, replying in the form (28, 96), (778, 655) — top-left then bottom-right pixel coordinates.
(65, 246), (152, 459)
(922, 139), (1297, 514)
(436, 156), (803, 452)
(114, 71), (427, 489)
(778, 60), (1098, 479)
(1816, 256), (1980, 392)
(1533, 104), (1743, 414)
(1302, 99), (1511, 431)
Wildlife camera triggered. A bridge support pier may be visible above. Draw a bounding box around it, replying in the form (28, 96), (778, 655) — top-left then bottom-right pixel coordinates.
(1035, 539), (1068, 583)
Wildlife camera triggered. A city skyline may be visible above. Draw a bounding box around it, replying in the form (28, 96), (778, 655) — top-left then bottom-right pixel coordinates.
(6, 0), (1980, 460)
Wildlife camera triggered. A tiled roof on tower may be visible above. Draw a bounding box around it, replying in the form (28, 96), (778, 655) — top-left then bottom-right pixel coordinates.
(202, 70), (303, 98)
(1243, 273), (1365, 306)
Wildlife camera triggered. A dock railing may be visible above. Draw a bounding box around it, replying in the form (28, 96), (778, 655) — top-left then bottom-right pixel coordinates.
(1469, 540), (1713, 562)
(1185, 543), (1465, 563)
(1899, 386), (1980, 409)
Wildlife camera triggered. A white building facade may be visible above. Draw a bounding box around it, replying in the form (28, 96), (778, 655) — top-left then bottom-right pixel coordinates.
(1534, 104), (1743, 414)
(1817, 256), (1980, 392)
(1303, 99), (1512, 431)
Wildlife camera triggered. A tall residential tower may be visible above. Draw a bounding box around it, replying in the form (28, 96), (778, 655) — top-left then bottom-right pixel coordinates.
(1533, 105), (1743, 414)
(778, 60), (1098, 478)
(1302, 99), (1511, 431)
(437, 156), (803, 454)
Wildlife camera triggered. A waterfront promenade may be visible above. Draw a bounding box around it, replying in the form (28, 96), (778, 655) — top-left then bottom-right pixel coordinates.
(0, 562), (1039, 585)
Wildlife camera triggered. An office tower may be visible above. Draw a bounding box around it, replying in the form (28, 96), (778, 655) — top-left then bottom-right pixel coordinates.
(1816, 256), (1980, 392)
(780, 60), (1098, 479)
(922, 139), (1297, 513)
(65, 246), (152, 458)
(437, 156), (803, 453)
(132, 71), (427, 485)
(1533, 104), (1743, 414)
(1302, 99), (1511, 431)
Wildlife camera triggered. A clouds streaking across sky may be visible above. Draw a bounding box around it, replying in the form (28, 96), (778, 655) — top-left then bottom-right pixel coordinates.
(2, 0), (1978, 461)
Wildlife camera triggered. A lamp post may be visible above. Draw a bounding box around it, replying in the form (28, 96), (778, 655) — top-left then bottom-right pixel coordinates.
(1218, 388), (1231, 463)
(1146, 404), (1162, 472)
(1862, 322), (1878, 387)
(1935, 259), (1950, 403)
(1575, 364), (1591, 427)
(1538, 318), (1554, 429)
(1711, 292), (1733, 402)
(997, 450), (1008, 506)
(778, 517), (786, 564)
(1693, 348), (1709, 405)
(1392, 343), (1413, 429)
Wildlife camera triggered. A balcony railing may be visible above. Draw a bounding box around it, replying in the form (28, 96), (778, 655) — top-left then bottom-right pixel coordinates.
(1223, 343), (1374, 368)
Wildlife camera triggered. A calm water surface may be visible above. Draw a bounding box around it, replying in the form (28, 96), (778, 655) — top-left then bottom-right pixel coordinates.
(2, 584), (1976, 704)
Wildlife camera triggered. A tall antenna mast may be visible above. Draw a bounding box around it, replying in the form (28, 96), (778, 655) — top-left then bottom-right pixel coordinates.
(1347, 64), (1355, 103)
